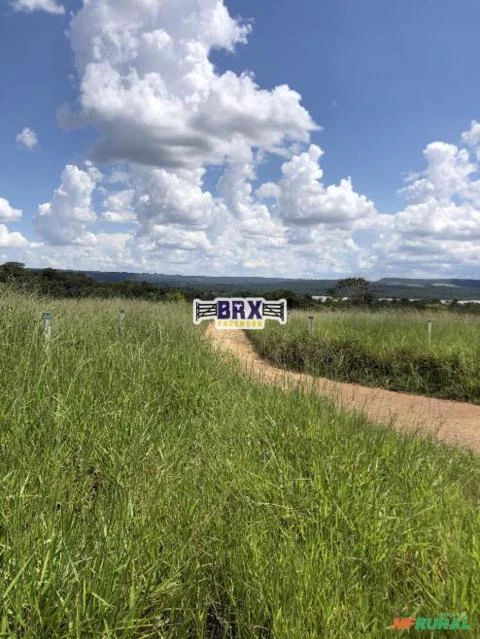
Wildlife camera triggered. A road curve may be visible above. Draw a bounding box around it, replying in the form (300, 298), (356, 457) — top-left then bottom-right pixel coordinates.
(206, 325), (480, 454)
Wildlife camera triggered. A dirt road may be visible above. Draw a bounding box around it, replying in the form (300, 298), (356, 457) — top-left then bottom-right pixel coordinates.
(206, 326), (480, 454)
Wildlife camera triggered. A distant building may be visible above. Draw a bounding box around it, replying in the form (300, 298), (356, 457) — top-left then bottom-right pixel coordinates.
(310, 295), (480, 305)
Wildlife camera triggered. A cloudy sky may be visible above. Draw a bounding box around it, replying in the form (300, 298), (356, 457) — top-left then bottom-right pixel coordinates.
(1, 0), (480, 279)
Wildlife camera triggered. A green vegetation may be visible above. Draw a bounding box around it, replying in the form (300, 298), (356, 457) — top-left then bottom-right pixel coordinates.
(1, 291), (480, 637)
(249, 310), (480, 403)
(0, 263), (188, 302)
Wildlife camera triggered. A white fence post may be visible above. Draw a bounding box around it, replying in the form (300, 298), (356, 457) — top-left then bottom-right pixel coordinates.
(428, 320), (433, 346)
(42, 312), (52, 349)
(119, 309), (126, 335)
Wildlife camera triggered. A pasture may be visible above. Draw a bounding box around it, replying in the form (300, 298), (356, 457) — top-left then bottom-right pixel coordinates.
(1, 291), (480, 638)
(249, 309), (480, 403)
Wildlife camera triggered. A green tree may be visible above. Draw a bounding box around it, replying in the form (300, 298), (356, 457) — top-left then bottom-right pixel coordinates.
(328, 277), (374, 305)
(0, 262), (31, 285)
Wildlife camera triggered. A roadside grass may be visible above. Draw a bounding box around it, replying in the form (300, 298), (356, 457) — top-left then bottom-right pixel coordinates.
(248, 310), (480, 403)
(1, 291), (480, 638)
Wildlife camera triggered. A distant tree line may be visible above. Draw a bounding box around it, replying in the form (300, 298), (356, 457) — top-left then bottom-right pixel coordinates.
(0, 263), (187, 302)
(0, 262), (318, 307)
(1, 264), (479, 313)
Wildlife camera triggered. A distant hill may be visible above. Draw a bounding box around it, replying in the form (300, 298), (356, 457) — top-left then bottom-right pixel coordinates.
(374, 278), (480, 300)
(56, 271), (480, 301)
(81, 272), (338, 295)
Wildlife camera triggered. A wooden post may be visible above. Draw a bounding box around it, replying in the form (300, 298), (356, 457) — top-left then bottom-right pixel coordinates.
(428, 320), (433, 346)
(42, 312), (52, 348)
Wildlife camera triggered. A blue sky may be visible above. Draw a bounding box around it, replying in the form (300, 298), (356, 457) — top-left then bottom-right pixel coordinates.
(1, 0), (480, 278)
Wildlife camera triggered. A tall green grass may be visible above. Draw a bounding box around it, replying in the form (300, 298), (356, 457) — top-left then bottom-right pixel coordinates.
(1, 291), (480, 638)
(249, 310), (480, 403)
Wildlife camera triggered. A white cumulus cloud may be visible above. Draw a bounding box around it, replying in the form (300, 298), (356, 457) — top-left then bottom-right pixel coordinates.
(34, 165), (99, 245)
(0, 197), (22, 222)
(461, 120), (480, 159)
(0, 225), (30, 249)
(10, 0), (64, 15)
(260, 145), (377, 230)
(16, 127), (38, 150)
(102, 189), (136, 223)
(375, 122), (480, 275)
(67, 0), (317, 170)
(0, 198), (31, 253)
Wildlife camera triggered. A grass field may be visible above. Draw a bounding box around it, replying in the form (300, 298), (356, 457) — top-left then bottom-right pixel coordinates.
(248, 310), (480, 403)
(1, 291), (480, 638)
